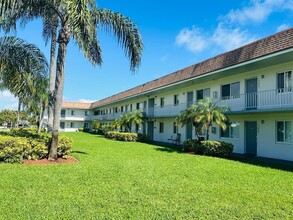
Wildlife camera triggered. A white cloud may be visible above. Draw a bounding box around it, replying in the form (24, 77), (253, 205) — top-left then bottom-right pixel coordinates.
(276, 23), (290, 32)
(212, 24), (256, 51)
(175, 27), (207, 53)
(0, 90), (17, 102)
(225, 0), (285, 25)
(160, 54), (169, 62)
(175, 0), (293, 55)
(4, 102), (18, 110)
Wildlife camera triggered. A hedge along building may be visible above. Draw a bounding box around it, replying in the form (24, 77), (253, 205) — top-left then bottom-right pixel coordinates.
(56, 28), (293, 161)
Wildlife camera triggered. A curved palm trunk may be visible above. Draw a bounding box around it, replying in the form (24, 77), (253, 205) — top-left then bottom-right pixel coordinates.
(38, 102), (46, 134)
(47, 25), (57, 132)
(49, 27), (70, 161)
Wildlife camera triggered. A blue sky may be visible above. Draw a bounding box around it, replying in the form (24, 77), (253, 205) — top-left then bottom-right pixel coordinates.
(1, 0), (293, 110)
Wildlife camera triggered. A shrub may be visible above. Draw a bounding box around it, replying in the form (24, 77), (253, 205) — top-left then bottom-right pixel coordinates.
(0, 130), (73, 163)
(58, 136), (73, 158)
(105, 131), (139, 142)
(137, 133), (148, 143)
(183, 139), (234, 157)
(201, 140), (234, 157)
(78, 128), (84, 132)
(0, 136), (47, 163)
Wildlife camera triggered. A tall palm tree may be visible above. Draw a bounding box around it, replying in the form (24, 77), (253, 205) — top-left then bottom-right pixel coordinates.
(0, 0), (143, 160)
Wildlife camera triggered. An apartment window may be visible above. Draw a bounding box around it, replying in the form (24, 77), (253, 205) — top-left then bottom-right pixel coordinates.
(197, 88), (210, 100)
(277, 71), (292, 93)
(130, 104), (133, 111)
(85, 111), (89, 116)
(160, 97), (165, 107)
(135, 124), (139, 133)
(136, 103), (140, 110)
(173, 122), (178, 134)
(70, 122), (75, 128)
(221, 122), (240, 139)
(221, 82), (240, 99)
(276, 121), (291, 143)
(71, 110), (75, 116)
(115, 107), (118, 113)
(94, 110), (100, 115)
(125, 105), (128, 112)
(174, 95), (179, 106)
(60, 122), (65, 129)
(84, 122), (89, 128)
(159, 122), (164, 133)
(61, 110), (66, 117)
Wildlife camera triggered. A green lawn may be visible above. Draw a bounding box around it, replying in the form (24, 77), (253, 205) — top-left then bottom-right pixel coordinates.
(0, 132), (292, 219)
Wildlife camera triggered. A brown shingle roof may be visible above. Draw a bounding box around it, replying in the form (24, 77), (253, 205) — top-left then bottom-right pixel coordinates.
(88, 28), (293, 109)
(62, 102), (92, 109)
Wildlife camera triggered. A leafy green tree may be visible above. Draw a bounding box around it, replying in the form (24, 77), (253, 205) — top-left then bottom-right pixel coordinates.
(0, 109), (17, 126)
(0, 0), (143, 160)
(176, 98), (228, 140)
(91, 120), (100, 133)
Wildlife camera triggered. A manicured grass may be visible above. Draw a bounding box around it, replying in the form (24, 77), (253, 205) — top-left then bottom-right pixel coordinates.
(0, 132), (292, 219)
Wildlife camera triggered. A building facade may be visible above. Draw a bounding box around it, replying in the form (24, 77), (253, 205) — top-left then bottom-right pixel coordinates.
(59, 28), (293, 161)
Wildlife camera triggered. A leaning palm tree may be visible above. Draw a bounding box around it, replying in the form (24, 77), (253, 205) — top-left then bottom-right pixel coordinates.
(0, 3), (58, 131)
(0, 36), (49, 127)
(196, 97), (228, 140)
(1, 0), (143, 160)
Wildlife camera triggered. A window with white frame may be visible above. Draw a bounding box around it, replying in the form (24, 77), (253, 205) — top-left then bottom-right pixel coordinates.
(85, 111), (89, 116)
(221, 82), (240, 99)
(159, 122), (164, 133)
(277, 71), (292, 93)
(196, 88), (210, 100)
(84, 122), (89, 128)
(70, 122), (75, 128)
(220, 122), (240, 139)
(276, 121), (291, 143)
(174, 94), (179, 106)
(160, 97), (165, 108)
(71, 110), (75, 116)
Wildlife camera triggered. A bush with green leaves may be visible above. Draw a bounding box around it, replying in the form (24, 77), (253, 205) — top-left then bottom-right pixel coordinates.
(105, 131), (149, 142)
(182, 139), (233, 157)
(0, 129), (73, 163)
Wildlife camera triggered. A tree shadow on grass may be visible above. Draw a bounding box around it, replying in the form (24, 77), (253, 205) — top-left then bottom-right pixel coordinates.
(147, 141), (183, 153)
(72, 150), (88, 155)
(148, 141), (293, 172)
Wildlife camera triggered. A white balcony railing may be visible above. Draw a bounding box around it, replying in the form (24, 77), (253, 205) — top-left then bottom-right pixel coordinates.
(88, 89), (293, 121)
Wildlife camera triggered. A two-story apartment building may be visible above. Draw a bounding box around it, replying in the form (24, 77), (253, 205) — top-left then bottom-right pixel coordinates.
(59, 28), (293, 161)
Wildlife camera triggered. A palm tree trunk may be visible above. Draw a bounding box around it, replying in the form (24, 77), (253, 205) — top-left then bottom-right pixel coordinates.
(16, 100), (21, 128)
(38, 103), (45, 134)
(47, 25), (57, 132)
(49, 26), (70, 161)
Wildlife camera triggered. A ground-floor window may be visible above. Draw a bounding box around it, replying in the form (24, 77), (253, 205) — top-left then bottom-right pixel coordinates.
(220, 122), (240, 139)
(159, 122), (164, 133)
(84, 122), (89, 128)
(276, 121), (291, 143)
(70, 122), (75, 128)
(135, 124), (139, 133)
(173, 122), (177, 134)
(60, 122), (65, 129)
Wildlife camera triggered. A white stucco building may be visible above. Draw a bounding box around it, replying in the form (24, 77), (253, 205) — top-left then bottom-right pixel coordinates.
(58, 28), (293, 161)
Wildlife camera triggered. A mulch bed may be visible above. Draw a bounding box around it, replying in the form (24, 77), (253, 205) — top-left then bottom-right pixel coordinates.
(22, 157), (79, 165)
